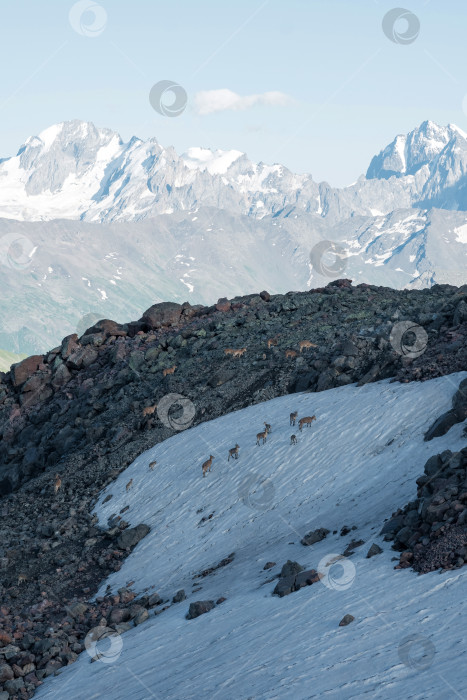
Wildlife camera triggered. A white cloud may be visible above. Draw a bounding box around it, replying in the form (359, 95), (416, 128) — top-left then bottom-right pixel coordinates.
(193, 89), (294, 116)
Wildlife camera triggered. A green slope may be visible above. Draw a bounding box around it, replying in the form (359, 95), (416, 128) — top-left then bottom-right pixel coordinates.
(0, 349), (27, 373)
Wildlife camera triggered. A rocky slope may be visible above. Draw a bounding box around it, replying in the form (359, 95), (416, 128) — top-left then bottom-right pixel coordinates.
(2, 279), (467, 497)
(0, 281), (466, 698)
(383, 379), (467, 573)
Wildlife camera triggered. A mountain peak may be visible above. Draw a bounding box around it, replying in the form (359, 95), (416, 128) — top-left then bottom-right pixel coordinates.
(19, 120), (120, 155)
(366, 120), (464, 180)
(2, 118), (467, 224)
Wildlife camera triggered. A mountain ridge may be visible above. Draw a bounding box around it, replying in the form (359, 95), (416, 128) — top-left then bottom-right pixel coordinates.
(0, 119), (467, 356)
(2, 119), (467, 224)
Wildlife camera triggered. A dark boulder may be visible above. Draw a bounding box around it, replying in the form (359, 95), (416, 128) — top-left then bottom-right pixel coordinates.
(273, 576), (296, 597)
(294, 569), (320, 589)
(186, 600), (215, 620)
(172, 590), (186, 604)
(339, 614), (355, 626)
(116, 524), (150, 550)
(366, 543), (383, 558)
(301, 528), (330, 546)
(280, 560), (303, 578)
(424, 410), (458, 441)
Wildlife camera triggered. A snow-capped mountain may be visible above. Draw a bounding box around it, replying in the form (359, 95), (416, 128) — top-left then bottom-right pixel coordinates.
(2, 119), (467, 223)
(1, 119), (467, 355)
(366, 121), (466, 179)
(0, 120), (317, 222)
(34, 375), (467, 700)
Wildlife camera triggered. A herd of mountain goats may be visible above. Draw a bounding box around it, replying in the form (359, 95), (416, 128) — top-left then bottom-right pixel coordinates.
(59, 337), (320, 492)
(133, 338), (320, 481)
(200, 411), (317, 478)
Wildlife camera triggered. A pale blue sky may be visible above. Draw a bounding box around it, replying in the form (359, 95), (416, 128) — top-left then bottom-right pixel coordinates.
(1, 0), (466, 185)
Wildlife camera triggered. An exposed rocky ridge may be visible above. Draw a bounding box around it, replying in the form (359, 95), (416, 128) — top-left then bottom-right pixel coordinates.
(382, 379), (467, 573)
(2, 281), (467, 496)
(383, 443), (467, 574)
(0, 281), (467, 697)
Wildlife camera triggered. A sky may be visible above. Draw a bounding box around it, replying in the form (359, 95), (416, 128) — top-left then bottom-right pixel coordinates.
(1, 0), (467, 186)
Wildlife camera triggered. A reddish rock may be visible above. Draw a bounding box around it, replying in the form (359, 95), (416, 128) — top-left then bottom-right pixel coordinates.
(260, 290), (271, 301)
(12, 356), (44, 387)
(61, 334), (79, 359)
(216, 298), (231, 313)
(0, 631), (12, 647)
(81, 319), (123, 337)
(140, 302), (182, 328)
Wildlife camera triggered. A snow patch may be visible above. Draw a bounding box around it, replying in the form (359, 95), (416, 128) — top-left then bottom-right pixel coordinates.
(35, 374), (467, 700)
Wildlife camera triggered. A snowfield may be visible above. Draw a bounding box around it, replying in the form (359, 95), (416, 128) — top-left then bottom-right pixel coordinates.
(36, 375), (467, 700)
